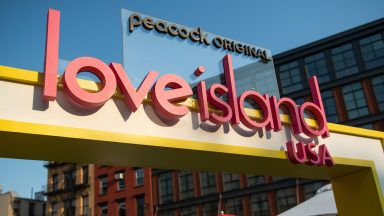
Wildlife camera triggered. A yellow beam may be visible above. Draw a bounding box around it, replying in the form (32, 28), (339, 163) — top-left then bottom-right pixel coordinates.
(0, 118), (373, 178)
(332, 167), (384, 215)
(0, 118), (382, 214)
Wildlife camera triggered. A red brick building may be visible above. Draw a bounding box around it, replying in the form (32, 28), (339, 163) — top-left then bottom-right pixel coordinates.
(92, 166), (325, 216)
(94, 166), (153, 216)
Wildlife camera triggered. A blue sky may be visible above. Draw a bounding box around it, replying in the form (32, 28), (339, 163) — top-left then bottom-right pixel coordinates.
(0, 0), (383, 198)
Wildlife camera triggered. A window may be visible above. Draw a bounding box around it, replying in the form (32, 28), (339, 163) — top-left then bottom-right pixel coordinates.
(117, 199), (126, 216)
(159, 210), (175, 216)
(116, 171), (125, 191)
(135, 168), (144, 186)
(247, 175), (264, 187)
(136, 195), (145, 216)
(159, 172), (173, 204)
(82, 165), (89, 184)
(64, 199), (76, 216)
(64, 169), (76, 189)
(360, 33), (384, 70)
(303, 182), (323, 200)
(372, 74), (384, 112)
(331, 43), (359, 78)
(250, 193), (269, 216)
(28, 202), (35, 216)
(321, 90), (339, 122)
(64, 171), (70, 189)
(202, 202), (217, 216)
(99, 176), (108, 195)
(272, 176), (288, 182)
(304, 52), (330, 83)
(225, 198), (243, 215)
(276, 187), (297, 213)
(222, 173), (240, 191)
(82, 195), (89, 216)
(52, 174), (59, 191)
(279, 61), (303, 94)
(71, 169), (76, 186)
(359, 123), (374, 130)
(294, 97), (305, 105)
(234, 64), (279, 97)
(179, 171), (194, 200)
(13, 207), (20, 216)
(342, 82), (369, 119)
(200, 172), (216, 195)
(51, 202), (59, 216)
(100, 203), (108, 216)
(181, 206), (196, 216)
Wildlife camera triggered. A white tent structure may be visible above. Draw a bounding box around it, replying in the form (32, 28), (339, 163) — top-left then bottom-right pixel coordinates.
(278, 184), (337, 216)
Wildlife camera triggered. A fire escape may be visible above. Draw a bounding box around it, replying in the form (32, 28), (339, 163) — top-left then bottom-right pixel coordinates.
(44, 162), (91, 216)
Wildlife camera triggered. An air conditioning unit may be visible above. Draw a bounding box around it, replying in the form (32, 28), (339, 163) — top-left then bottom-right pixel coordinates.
(115, 173), (124, 180)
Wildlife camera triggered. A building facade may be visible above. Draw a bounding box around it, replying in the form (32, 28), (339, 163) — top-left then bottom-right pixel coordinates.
(151, 170), (324, 216)
(94, 166), (153, 216)
(0, 191), (46, 216)
(45, 162), (94, 216)
(274, 18), (384, 130)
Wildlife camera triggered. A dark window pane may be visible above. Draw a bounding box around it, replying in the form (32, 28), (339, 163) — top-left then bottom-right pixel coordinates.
(159, 210), (175, 216)
(276, 187), (297, 213)
(359, 123), (374, 129)
(181, 206), (196, 216)
(250, 193), (269, 216)
(372, 74), (384, 112)
(52, 174), (59, 191)
(117, 200), (126, 216)
(342, 82), (369, 119)
(304, 52), (330, 83)
(159, 172), (173, 204)
(303, 182), (323, 200)
(179, 171), (194, 200)
(331, 43), (359, 78)
(51, 202), (59, 216)
(64, 169), (76, 189)
(100, 203), (108, 216)
(360, 34), (384, 70)
(279, 61), (303, 94)
(321, 90), (339, 122)
(115, 171), (125, 191)
(247, 175), (264, 187)
(64, 199), (76, 216)
(222, 173), (240, 191)
(82, 166), (89, 184)
(225, 198), (243, 215)
(200, 172), (216, 195)
(99, 176), (108, 195)
(202, 202), (217, 216)
(136, 196), (145, 216)
(82, 196), (89, 216)
(135, 168), (144, 186)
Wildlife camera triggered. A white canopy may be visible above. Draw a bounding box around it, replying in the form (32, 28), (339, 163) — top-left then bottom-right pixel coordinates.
(278, 184), (337, 216)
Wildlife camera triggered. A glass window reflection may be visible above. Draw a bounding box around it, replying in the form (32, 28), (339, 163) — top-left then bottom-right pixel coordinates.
(331, 43), (359, 78)
(304, 52), (330, 83)
(359, 33), (384, 70)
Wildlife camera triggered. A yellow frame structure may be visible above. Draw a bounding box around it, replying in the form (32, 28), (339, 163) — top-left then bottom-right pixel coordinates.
(0, 65), (383, 215)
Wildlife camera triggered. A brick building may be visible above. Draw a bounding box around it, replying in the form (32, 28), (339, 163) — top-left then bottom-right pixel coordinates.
(45, 162), (94, 216)
(94, 166), (153, 216)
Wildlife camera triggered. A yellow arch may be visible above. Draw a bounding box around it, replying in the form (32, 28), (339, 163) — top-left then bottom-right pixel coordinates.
(0, 65), (383, 215)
